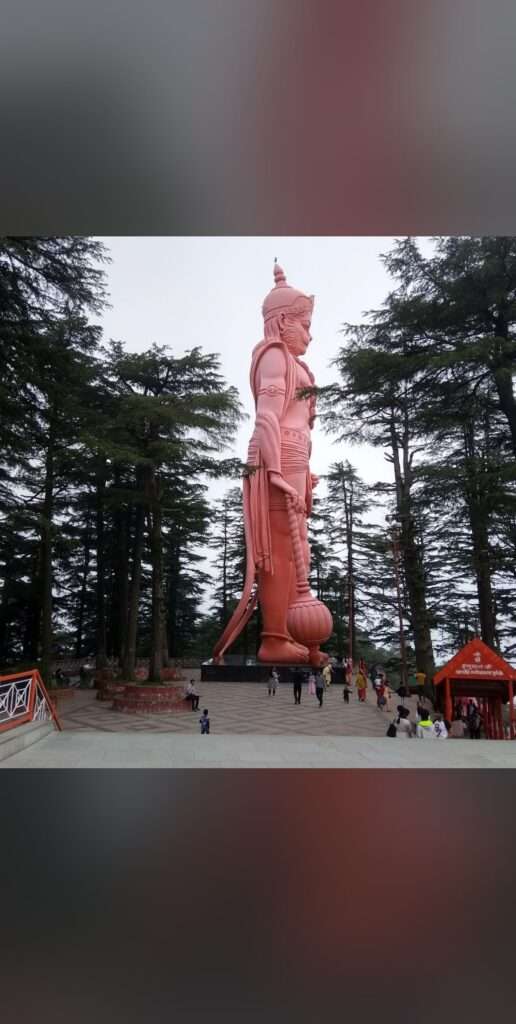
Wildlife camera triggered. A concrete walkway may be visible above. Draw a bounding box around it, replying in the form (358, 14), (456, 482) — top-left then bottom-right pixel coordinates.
(2, 730), (516, 768)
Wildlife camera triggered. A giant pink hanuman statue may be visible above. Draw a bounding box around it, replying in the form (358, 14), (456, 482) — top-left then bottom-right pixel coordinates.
(213, 262), (333, 666)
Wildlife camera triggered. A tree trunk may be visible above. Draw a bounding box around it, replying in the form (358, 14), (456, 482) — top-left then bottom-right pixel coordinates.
(255, 604), (263, 657)
(473, 530), (496, 647)
(148, 473), (164, 683)
(109, 496), (129, 664)
(23, 548), (41, 662)
(221, 507), (228, 627)
(463, 422), (497, 647)
(39, 411), (57, 685)
(492, 363), (516, 457)
(75, 517), (92, 659)
(340, 472), (356, 662)
(0, 563), (12, 665)
(122, 501), (145, 681)
(491, 315), (516, 458)
(167, 540), (180, 658)
(161, 547), (170, 668)
(390, 414), (436, 685)
(95, 462), (107, 671)
(161, 618), (170, 668)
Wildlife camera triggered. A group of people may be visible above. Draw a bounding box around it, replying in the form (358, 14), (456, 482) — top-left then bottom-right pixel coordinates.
(387, 699), (483, 739)
(352, 663), (395, 711)
(271, 661), (387, 709)
(450, 700), (483, 739)
(270, 664), (334, 707)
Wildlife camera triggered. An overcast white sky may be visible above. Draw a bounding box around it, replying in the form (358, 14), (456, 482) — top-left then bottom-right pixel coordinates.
(98, 237), (435, 501)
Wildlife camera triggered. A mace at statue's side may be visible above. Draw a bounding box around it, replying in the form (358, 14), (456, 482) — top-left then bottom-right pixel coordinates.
(213, 262), (333, 666)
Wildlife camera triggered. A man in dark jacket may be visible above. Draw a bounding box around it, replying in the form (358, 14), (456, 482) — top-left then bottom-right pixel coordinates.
(292, 667), (304, 705)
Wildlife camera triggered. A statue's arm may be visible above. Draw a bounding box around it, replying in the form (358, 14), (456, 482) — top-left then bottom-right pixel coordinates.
(254, 347), (304, 512)
(255, 345), (287, 439)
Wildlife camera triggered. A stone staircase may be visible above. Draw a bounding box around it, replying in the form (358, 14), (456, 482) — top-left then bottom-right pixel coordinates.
(0, 720), (55, 764)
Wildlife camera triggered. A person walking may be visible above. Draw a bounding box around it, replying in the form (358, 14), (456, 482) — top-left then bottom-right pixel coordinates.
(469, 707), (482, 739)
(267, 667), (279, 696)
(315, 671), (324, 707)
(199, 709), (210, 734)
(343, 680), (351, 704)
(356, 669), (367, 703)
(373, 670), (383, 700)
(466, 700), (477, 737)
(376, 679), (386, 710)
(292, 667), (303, 705)
(322, 662), (333, 688)
(383, 679), (393, 713)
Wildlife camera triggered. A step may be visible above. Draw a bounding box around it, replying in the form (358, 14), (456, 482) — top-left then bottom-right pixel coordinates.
(0, 720), (55, 763)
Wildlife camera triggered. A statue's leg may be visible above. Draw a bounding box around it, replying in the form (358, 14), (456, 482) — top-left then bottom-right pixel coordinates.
(288, 506), (310, 605)
(257, 505), (308, 663)
(285, 477), (330, 668)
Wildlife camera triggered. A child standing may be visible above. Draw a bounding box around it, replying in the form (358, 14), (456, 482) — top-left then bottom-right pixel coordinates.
(199, 709), (210, 735)
(343, 681), (351, 704)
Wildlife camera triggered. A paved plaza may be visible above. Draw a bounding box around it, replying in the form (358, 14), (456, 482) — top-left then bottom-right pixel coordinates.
(53, 681), (394, 737)
(1, 678), (516, 766)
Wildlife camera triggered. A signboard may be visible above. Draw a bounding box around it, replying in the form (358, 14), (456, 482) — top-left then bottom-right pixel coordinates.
(453, 650), (504, 679)
(435, 638), (516, 687)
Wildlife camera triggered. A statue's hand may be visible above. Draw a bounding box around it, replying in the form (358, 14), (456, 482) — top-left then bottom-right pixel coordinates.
(310, 473), (320, 488)
(269, 472), (305, 514)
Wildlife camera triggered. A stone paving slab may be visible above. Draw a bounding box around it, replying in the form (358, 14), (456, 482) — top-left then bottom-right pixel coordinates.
(57, 683), (395, 737)
(2, 731), (516, 768)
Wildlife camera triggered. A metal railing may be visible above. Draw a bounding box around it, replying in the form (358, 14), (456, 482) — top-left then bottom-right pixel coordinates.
(0, 670), (61, 733)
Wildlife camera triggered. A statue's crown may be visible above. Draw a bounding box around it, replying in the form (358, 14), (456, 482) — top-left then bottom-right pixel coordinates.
(262, 260), (314, 322)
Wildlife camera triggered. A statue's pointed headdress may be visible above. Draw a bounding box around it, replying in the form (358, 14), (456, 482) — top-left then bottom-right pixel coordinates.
(262, 260), (314, 323)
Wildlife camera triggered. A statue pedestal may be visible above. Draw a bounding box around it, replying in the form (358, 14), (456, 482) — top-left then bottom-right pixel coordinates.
(112, 684), (189, 714)
(201, 663), (344, 684)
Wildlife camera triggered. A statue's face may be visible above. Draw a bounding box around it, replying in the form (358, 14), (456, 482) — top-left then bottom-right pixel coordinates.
(280, 311), (312, 356)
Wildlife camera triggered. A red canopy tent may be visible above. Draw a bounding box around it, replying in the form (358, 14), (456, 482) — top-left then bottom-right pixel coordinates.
(434, 637), (516, 740)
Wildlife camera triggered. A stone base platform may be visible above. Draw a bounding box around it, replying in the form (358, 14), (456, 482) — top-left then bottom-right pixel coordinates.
(97, 683), (126, 702)
(112, 684), (189, 714)
(201, 663), (345, 683)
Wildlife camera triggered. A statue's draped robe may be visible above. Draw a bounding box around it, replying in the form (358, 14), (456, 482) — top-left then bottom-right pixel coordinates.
(213, 339), (314, 662)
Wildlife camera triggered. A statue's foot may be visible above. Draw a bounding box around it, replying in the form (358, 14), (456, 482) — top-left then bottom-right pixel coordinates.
(308, 647), (330, 667)
(287, 638), (310, 660)
(258, 633), (309, 664)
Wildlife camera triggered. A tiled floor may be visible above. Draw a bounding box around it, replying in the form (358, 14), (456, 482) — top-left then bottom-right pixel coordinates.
(57, 683), (398, 737)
